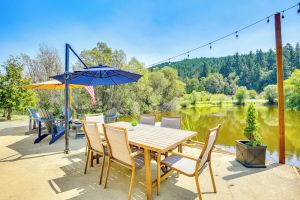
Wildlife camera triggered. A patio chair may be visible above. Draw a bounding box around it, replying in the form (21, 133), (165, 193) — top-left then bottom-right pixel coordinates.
(102, 124), (145, 200)
(85, 114), (105, 139)
(160, 124), (221, 200)
(139, 115), (155, 126)
(28, 108), (40, 131)
(82, 122), (107, 185)
(105, 108), (118, 123)
(84, 114), (105, 166)
(161, 117), (182, 152)
(27, 108), (48, 143)
(61, 107), (74, 127)
(161, 117), (181, 129)
(39, 109), (65, 144)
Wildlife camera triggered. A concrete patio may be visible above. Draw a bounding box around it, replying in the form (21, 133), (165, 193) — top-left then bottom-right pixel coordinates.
(0, 120), (299, 200)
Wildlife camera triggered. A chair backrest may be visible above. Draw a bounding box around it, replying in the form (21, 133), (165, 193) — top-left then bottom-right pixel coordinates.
(161, 117), (181, 129)
(61, 107), (73, 121)
(28, 108), (40, 120)
(83, 122), (104, 153)
(103, 124), (132, 166)
(140, 115), (155, 126)
(85, 114), (105, 124)
(106, 108), (117, 116)
(39, 109), (57, 133)
(85, 114), (105, 134)
(198, 124), (221, 170)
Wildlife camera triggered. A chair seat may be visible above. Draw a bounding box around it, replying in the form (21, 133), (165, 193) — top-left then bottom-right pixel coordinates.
(161, 154), (197, 176)
(133, 153), (145, 168)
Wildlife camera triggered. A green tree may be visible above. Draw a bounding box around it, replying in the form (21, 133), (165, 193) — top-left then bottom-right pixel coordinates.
(263, 85), (278, 105)
(204, 73), (225, 94)
(185, 77), (199, 94)
(234, 86), (247, 105)
(285, 69), (300, 111)
(22, 45), (62, 110)
(248, 90), (257, 99)
(0, 56), (37, 120)
(243, 103), (262, 146)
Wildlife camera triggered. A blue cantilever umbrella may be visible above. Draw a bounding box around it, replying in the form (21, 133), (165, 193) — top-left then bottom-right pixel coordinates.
(51, 65), (142, 86)
(51, 64), (142, 152)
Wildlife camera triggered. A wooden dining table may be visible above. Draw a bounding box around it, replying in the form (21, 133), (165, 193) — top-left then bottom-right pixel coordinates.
(109, 121), (197, 200)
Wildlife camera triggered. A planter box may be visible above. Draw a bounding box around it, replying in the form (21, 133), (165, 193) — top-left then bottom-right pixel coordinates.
(235, 140), (267, 168)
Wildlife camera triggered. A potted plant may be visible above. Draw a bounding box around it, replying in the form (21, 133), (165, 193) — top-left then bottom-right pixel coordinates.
(236, 103), (267, 168)
(130, 119), (138, 130)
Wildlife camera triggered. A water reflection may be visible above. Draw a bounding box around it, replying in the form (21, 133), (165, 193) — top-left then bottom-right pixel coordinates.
(120, 106), (300, 167)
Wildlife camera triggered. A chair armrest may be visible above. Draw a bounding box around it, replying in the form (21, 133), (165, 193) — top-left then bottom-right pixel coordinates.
(187, 140), (205, 145)
(102, 142), (108, 147)
(130, 150), (143, 158)
(171, 151), (199, 161)
(40, 118), (56, 122)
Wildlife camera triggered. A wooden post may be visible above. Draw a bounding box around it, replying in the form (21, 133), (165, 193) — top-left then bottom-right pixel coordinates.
(274, 13), (285, 164)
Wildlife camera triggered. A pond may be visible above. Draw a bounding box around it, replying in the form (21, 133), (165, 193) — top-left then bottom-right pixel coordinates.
(120, 105), (300, 167)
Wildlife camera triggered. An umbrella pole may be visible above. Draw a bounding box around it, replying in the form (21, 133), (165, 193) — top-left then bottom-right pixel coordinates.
(64, 43), (70, 154)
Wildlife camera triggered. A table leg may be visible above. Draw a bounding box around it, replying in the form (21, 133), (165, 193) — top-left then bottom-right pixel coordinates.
(157, 153), (161, 195)
(144, 149), (153, 200)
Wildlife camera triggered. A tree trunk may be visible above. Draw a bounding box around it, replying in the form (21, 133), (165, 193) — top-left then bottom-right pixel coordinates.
(6, 108), (12, 120)
(2, 109), (6, 117)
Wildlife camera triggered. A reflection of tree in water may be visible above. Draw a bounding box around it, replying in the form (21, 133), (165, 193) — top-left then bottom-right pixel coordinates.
(121, 106), (300, 165)
(180, 106), (300, 163)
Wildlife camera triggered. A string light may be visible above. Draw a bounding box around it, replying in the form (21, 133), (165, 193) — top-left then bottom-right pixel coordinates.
(148, 2), (300, 67)
(187, 51), (190, 58)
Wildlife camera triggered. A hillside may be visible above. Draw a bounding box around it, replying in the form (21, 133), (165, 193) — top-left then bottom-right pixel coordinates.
(151, 43), (300, 93)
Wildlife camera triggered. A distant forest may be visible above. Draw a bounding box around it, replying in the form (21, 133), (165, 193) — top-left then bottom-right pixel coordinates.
(151, 43), (300, 93)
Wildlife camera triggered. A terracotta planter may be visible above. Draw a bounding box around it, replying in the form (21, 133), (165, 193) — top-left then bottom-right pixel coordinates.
(235, 140), (267, 168)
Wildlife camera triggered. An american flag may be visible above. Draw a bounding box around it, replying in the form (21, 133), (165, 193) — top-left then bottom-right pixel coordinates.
(84, 86), (96, 105)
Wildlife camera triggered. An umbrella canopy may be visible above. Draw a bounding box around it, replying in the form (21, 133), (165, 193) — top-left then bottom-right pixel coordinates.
(50, 65), (142, 85)
(22, 80), (85, 89)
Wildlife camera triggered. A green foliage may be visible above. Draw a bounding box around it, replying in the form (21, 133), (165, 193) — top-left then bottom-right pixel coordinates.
(0, 56), (37, 120)
(131, 119), (138, 127)
(152, 43), (300, 92)
(234, 87), (247, 105)
(190, 91), (199, 105)
(243, 103), (262, 146)
(210, 94), (226, 104)
(22, 45), (63, 110)
(204, 73), (226, 94)
(248, 90), (257, 99)
(285, 69), (300, 111)
(263, 85), (278, 105)
(75, 42), (185, 115)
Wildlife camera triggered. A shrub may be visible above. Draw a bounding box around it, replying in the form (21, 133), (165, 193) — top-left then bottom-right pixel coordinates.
(180, 100), (189, 108)
(131, 119), (138, 127)
(285, 69), (300, 111)
(243, 103), (262, 146)
(211, 94), (226, 104)
(248, 90), (257, 99)
(263, 85), (278, 105)
(190, 91), (199, 105)
(234, 86), (247, 105)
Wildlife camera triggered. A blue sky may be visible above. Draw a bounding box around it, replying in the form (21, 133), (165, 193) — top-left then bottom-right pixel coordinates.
(0, 0), (300, 67)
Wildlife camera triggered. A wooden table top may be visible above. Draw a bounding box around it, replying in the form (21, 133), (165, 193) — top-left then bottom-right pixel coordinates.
(109, 121), (197, 153)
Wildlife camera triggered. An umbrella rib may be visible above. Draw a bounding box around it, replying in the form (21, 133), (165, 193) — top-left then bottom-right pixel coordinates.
(113, 70), (141, 82)
(103, 70), (118, 85)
